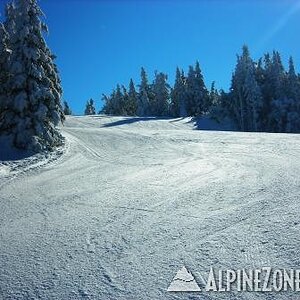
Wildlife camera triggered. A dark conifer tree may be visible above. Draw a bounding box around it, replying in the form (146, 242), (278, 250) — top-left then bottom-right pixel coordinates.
(152, 72), (170, 116)
(84, 99), (96, 115)
(170, 67), (187, 117)
(63, 101), (72, 115)
(137, 67), (151, 116)
(0, 0), (65, 151)
(127, 79), (138, 116)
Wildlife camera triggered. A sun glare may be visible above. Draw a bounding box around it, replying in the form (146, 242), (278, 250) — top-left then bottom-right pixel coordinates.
(255, 1), (300, 53)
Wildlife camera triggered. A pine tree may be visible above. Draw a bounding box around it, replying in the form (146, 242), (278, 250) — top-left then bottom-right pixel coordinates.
(286, 56), (300, 100)
(194, 61), (209, 113)
(257, 53), (273, 128)
(266, 51), (289, 131)
(245, 66), (263, 131)
(270, 51), (286, 100)
(113, 84), (125, 115)
(212, 88), (231, 123)
(84, 99), (96, 115)
(255, 58), (265, 87)
(185, 65), (195, 116)
(286, 57), (300, 132)
(170, 67), (187, 117)
(4, 2), (16, 37)
(127, 79), (138, 116)
(121, 85), (129, 116)
(152, 72), (170, 116)
(102, 81), (137, 116)
(209, 82), (220, 106)
(137, 67), (151, 116)
(101, 92), (114, 115)
(0, 23), (11, 128)
(229, 45), (263, 131)
(185, 62), (208, 116)
(268, 56), (300, 132)
(63, 101), (72, 115)
(1, 0), (65, 151)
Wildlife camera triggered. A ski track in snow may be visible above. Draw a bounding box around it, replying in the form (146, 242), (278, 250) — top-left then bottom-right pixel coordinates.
(0, 115), (300, 299)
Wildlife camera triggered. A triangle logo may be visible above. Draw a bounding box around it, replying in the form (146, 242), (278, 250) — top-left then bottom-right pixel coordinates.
(167, 266), (201, 292)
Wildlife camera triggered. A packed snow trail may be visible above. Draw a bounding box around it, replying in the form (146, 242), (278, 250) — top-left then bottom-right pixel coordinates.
(0, 115), (300, 299)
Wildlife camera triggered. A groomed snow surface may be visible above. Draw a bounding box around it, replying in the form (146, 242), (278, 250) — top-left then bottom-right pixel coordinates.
(0, 115), (299, 299)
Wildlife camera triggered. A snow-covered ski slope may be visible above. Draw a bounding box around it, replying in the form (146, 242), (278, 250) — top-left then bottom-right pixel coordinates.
(0, 115), (300, 299)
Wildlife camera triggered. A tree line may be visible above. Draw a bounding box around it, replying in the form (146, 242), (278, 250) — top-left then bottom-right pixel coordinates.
(94, 45), (300, 133)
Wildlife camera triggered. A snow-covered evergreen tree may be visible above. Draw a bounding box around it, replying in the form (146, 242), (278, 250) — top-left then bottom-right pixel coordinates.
(245, 67), (263, 131)
(170, 67), (187, 117)
(0, 23), (11, 125)
(121, 85), (129, 115)
(270, 51), (286, 100)
(194, 61), (209, 113)
(185, 62), (208, 116)
(255, 53), (272, 129)
(266, 52), (290, 131)
(137, 67), (151, 116)
(286, 57), (300, 132)
(113, 85), (125, 115)
(268, 56), (300, 132)
(286, 56), (300, 100)
(185, 65), (195, 116)
(101, 92), (114, 115)
(84, 99), (96, 115)
(207, 81), (222, 119)
(63, 101), (72, 115)
(127, 79), (138, 116)
(255, 58), (265, 87)
(0, 0), (65, 151)
(102, 81), (137, 116)
(209, 82), (220, 107)
(4, 2), (16, 37)
(152, 72), (170, 116)
(229, 45), (263, 131)
(270, 98), (298, 133)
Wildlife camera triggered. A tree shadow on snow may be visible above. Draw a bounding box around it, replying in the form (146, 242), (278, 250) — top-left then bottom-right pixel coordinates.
(101, 115), (237, 131)
(0, 137), (35, 161)
(101, 116), (173, 128)
(192, 116), (237, 131)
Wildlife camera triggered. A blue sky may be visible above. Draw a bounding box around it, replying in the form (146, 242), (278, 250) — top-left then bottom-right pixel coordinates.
(3, 0), (300, 114)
